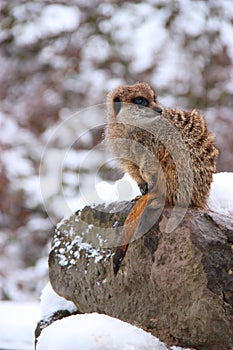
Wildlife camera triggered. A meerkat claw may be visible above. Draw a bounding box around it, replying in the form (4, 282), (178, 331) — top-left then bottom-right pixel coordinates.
(113, 245), (128, 275)
(139, 182), (148, 195)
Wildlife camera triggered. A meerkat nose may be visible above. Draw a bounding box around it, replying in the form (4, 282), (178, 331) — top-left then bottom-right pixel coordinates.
(153, 106), (163, 114)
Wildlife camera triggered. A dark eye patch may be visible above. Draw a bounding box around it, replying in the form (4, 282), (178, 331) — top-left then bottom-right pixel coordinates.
(113, 97), (121, 115)
(132, 96), (149, 107)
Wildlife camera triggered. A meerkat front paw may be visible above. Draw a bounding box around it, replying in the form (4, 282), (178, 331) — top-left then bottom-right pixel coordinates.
(138, 181), (148, 195)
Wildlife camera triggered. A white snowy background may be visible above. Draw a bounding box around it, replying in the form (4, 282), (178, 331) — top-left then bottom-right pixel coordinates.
(0, 0), (233, 349)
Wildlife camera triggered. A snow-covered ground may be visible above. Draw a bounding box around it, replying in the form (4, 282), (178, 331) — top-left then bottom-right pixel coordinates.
(0, 301), (40, 350)
(0, 300), (190, 350)
(0, 283), (193, 350)
(0, 283), (191, 350)
(208, 172), (233, 217)
(37, 313), (168, 350)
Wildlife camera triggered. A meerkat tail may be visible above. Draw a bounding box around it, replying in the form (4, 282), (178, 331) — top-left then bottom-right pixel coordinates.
(113, 193), (154, 275)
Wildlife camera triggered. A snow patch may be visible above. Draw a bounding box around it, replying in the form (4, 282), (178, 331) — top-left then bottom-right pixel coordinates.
(37, 312), (168, 350)
(53, 222), (112, 269)
(208, 172), (233, 217)
(40, 282), (77, 322)
(0, 301), (40, 350)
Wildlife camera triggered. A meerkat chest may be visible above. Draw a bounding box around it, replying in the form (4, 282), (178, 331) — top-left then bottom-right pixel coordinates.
(110, 126), (156, 160)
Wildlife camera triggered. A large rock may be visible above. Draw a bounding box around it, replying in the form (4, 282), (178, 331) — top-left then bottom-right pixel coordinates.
(49, 199), (233, 350)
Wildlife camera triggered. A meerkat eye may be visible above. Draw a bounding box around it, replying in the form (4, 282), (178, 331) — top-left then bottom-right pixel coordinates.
(132, 96), (149, 107)
(113, 97), (121, 115)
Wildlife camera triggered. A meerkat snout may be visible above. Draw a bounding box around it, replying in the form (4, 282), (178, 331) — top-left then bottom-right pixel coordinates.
(153, 106), (163, 114)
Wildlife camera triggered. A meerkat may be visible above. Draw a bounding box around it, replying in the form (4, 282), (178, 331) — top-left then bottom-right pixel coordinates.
(106, 82), (218, 275)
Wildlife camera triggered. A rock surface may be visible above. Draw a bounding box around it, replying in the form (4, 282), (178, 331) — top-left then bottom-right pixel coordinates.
(49, 199), (233, 350)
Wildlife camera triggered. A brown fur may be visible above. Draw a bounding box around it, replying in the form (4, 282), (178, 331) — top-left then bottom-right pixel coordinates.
(106, 82), (219, 274)
(107, 82), (218, 209)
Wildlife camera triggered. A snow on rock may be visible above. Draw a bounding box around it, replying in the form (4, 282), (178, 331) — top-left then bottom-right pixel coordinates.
(37, 312), (167, 350)
(40, 282), (77, 321)
(208, 172), (233, 217)
(53, 214), (113, 270)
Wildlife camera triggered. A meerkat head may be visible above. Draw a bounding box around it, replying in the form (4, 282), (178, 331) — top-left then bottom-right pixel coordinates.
(107, 82), (163, 125)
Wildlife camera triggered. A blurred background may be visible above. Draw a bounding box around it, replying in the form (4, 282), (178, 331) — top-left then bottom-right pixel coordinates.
(0, 0), (232, 301)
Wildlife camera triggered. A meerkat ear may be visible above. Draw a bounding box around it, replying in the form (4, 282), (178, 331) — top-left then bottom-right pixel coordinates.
(113, 97), (122, 115)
